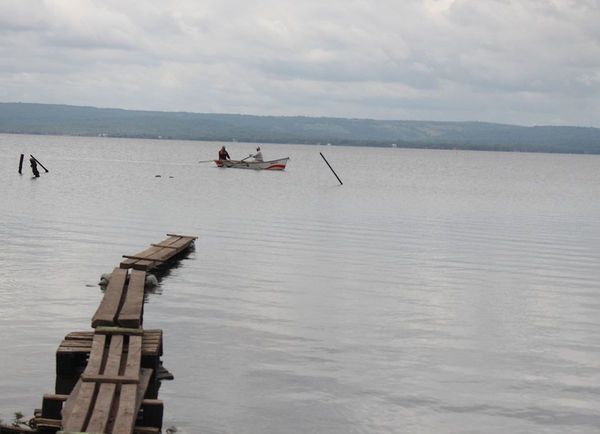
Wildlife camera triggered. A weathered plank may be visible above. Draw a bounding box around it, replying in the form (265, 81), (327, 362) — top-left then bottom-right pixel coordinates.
(59, 340), (94, 348)
(85, 335), (124, 432)
(118, 270), (146, 328)
(64, 329), (163, 338)
(96, 326), (144, 336)
(80, 374), (139, 384)
(166, 233), (198, 239)
(120, 235), (195, 270)
(133, 427), (160, 434)
(33, 417), (62, 428)
(112, 368), (151, 433)
(120, 240), (176, 269)
(58, 330), (162, 357)
(125, 336), (143, 377)
(122, 255), (167, 262)
(151, 243), (179, 248)
(131, 259), (157, 271)
(91, 267), (128, 328)
(39, 392), (162, 429)
(62, 334), (106, 430)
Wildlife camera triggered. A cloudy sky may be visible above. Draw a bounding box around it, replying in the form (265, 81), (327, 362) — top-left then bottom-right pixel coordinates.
(1, 0), (599, 126)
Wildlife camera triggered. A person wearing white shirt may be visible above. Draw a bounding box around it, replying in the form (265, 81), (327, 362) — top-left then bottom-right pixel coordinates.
(252, 146), (263, 162)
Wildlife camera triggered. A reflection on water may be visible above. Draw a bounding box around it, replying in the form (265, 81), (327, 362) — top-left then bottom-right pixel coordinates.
(0, 134), (599, 433)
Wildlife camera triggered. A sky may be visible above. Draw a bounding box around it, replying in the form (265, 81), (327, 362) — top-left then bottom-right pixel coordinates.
(1, 0), (599, 126)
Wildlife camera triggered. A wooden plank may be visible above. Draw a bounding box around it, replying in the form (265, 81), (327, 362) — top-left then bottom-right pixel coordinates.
(132, 244), (170, 257)
(58, 341), (162, 356)
(125, 336), (143, 377)
(95, 326), (143, 336)
(151, 243), (179, 249)
(149, 240), (193, 264)
(60, 378), (82, 418)
(63, 333), (94, 340)
(132, 260), (156, 271)
(112, 363), (150, 433)
(58, 333), (161, 356)
(120, 235), (198, 270)
(113, 384), (139, 433)
(121, 235), (190, 270)
(56, 346), (96, 353)
(120, 259), (138, 269)
(46, 424), (159, 433)
(166, 233), (198, 239)
(41, 392), (161, 423)
(59, 340), (94, 348)
(80, 374), (139, 384)
(62, 334), (106, 431)
(91, 267), (128, 328)
(118, 270), (146, 328)
(34, 417), (62, 428)
(81, 334), (142, 384)
(122, 255), (167, 262)
(64, 329), (162, 338)
(44, 393), (68, 401)
(120, 244), (168, 269)
(133, 427), (160, 434)
(85, 335), (123, 432)
(144, 329), (163, 335)
(57, 345), (159, 355)
(159, 237), (193, 250)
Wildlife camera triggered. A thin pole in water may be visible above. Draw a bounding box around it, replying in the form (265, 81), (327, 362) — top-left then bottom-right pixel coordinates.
(30, 154), (49, 173)
(18, 154), (24, 174)
(320, 152), (343, 185)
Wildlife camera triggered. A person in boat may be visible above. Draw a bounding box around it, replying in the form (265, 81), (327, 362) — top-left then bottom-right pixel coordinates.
(218, 146), (231, 161)
(251, 146), (263, 162)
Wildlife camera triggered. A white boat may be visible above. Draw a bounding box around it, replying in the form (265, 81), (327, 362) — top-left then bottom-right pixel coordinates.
(214, 158), (289, 170)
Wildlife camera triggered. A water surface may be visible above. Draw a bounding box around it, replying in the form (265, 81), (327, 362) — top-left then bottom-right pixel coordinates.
(0, 134), (599, 433)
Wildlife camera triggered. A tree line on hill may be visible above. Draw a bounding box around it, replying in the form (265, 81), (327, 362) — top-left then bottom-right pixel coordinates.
(1, 102), (599, 154)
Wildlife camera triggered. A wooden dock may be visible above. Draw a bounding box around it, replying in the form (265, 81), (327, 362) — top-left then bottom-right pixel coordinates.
(0, 234), (196, 434)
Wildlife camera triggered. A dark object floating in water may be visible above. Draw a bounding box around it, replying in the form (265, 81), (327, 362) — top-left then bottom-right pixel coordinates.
(155, 175), (161, 177)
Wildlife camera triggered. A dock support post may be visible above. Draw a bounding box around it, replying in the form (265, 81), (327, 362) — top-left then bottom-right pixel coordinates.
(30, 154), (49, 173)
(320, 152), (343, 185)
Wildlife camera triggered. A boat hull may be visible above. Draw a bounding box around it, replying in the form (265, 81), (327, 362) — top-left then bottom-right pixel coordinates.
(214, 158), (289, 170)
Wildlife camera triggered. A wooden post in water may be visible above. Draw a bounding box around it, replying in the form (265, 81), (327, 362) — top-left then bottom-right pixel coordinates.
(30, 154), (49, 173)
(18, 154), (24, 174)
(319, 152), (343, 185)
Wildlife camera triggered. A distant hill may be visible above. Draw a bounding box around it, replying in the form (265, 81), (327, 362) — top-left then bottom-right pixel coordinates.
(1, 102), (600, 154)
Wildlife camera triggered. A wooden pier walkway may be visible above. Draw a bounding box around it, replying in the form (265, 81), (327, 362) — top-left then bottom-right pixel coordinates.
(0, 234), (196, 434)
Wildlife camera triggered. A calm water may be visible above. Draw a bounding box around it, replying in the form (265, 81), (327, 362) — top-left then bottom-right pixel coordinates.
(1, 134), (599, 433)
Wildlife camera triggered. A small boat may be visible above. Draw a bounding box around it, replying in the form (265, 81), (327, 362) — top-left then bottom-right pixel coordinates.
(214, 157), (289, 170)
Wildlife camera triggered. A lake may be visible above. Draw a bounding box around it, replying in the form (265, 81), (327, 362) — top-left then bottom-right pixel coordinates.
(0, 134), (599, 433)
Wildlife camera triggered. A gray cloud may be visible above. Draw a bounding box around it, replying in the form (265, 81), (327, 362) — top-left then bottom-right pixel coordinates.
(0, 0), (599, 126)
